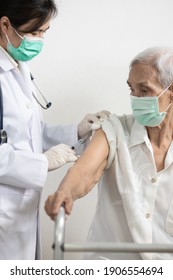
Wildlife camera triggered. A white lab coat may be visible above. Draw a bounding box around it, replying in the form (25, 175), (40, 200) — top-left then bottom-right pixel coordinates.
(0, 48), (78, 259)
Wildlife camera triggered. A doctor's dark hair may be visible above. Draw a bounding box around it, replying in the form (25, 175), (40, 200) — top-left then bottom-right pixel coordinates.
(130, 46), (173, 88)
(0, 0), (57, 32)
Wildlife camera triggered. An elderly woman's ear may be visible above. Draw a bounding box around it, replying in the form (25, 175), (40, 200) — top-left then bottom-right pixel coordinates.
(169, 85), (173, 100)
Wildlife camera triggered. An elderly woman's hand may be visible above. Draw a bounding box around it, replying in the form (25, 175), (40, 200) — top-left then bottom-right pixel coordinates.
(44, 189), (74, 220)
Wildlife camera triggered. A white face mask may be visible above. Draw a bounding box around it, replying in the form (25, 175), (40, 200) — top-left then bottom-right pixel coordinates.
(131, 85), (172, 127)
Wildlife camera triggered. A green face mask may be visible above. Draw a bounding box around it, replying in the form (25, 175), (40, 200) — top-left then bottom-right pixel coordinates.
(6, 30), (44, 61)
(130, 85), (171, 127)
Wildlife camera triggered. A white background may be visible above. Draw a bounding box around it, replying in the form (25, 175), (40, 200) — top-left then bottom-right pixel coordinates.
(29, 0), (173, 259)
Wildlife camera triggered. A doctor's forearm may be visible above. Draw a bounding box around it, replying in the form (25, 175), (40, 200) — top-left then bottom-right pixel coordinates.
(0, 145), (48, 189)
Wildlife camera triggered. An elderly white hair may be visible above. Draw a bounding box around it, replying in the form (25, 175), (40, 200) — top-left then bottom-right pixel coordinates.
(130, 46), (173, 88)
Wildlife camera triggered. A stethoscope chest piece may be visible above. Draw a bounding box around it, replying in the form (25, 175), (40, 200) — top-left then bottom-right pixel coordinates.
(0, 130), (7, 144)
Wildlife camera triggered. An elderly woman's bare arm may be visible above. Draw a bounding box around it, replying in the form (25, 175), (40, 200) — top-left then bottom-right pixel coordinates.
(45, 129), (109, 219)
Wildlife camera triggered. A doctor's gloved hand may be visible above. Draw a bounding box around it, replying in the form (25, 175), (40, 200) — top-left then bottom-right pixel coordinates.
(78, 110), (111, 139)
(44, 144), (78, 172)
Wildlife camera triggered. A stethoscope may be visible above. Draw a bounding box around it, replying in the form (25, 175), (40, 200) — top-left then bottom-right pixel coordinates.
(0, 74), (52, 144)
(0, 83), (7, 144)
(30, 73), (52, 109)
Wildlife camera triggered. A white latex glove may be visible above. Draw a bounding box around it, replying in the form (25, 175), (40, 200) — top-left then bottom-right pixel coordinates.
(78, 110), (111, 139)
(44, 144), (78, 171)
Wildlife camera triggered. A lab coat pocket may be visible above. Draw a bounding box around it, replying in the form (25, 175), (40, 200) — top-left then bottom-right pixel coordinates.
(165, 197), (173, 236)
(0, 193), (31, 232)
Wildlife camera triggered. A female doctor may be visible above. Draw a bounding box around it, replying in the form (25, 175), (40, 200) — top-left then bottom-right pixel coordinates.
(0, 0), (109, 259)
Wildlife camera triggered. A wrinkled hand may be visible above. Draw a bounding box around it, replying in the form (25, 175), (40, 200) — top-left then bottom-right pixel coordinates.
(44, 144), (78, 171)
(78, 110), (111, 139)
(44, 189), (74, 220)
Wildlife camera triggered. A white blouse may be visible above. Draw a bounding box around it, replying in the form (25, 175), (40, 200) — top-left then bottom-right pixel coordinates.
(85, 114), (173, 260)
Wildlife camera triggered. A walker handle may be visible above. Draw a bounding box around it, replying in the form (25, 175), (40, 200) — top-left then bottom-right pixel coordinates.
(53, 205), (65, 260)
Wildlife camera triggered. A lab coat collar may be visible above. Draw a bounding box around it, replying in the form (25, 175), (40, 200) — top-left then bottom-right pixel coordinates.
(0, 46), (18, 72)
(128, 120), (148, 148)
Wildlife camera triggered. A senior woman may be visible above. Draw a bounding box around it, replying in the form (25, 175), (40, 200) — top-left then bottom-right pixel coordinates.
(45, 46), (173, 260)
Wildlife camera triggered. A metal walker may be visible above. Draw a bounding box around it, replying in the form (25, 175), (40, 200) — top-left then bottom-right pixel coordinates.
(53, 206), (173, 260)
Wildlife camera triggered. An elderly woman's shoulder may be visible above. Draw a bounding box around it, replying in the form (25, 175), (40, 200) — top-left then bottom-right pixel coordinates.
(110, 113), (134, 124)
(109, 113), (135, 132)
